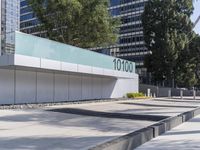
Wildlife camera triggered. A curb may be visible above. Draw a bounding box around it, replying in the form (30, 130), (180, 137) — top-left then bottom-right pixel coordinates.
(89, 107), (200, 150)
(0, 98), (152, 110)
(0, 98), (130, 110)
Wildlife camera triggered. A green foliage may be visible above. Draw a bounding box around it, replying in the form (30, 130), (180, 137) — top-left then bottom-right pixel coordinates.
(191, 36), (200, 87)
(175, 34), (197, 88)
(28, 0), (120, 48)
(142, 0), (194, 86)
(176, 35), (200, 88)
(176, 62), (197, 88)
(127, 92), (145, 98)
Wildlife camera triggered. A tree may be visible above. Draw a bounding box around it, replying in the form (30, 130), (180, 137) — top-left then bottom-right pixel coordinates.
(142, 0), (194, 86)
(189, 35), (200, 87)
(28, 0), (120, 48)
(175, 52), (197, 88)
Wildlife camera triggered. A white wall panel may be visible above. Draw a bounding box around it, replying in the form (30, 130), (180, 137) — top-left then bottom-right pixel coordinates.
(92, 77), (102, 99)
(0, 69), (14, 104)
(111, 79), (128, 98)
(103, 69), (114, 76)
(54, 74), (68, 102)
(69, 75), (82, 101)
(92, 67), (104, 75)
(82, 76), (92, 100)
(78, 65), (92, 74)
(130, 78), (139, 93)
(41, 59), (61, 70)
(61, 62), (78, 72)
(111, 78), (138, 98)
(14, 55), (40, 68)
(102, 78), (116, 99)
(37, 72), (54, 103)
(15, 70), (36, 104)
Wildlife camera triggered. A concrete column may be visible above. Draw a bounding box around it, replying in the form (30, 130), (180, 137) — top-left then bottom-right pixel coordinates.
(156, 86), (159, 97)
(53, 72), (55, 102)
(193, 90), (196, 100)
(154, 93), (156, 98)
(168, 89), (171, 98)
(35, 71), (38, 103)
(147, 89), (151, 97)
(14, 69), (16, 104)
(180, 89), (183, 100)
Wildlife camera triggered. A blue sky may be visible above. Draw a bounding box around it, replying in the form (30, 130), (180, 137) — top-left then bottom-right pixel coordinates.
(191, 1), (200, 34)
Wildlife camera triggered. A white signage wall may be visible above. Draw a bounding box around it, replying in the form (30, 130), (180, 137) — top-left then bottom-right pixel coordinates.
(0, 32), (139, 105)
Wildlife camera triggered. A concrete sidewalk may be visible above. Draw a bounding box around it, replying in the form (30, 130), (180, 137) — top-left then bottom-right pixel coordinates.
(136, 114), (200, 150)
(0, 109), (154, 150)
(0, 98), (199, 150)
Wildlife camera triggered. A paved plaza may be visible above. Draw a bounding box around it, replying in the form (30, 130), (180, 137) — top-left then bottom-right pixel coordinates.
(0, 97), (200, 149)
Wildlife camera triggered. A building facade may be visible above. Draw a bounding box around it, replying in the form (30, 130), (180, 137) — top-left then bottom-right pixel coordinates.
(20, 0), (41, 36)
(0, 0), (20, 55)
(92, 0), (150, 80)
(20, 0), (149, 80)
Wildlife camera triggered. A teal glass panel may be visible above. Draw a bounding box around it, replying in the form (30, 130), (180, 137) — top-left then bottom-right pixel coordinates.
(15, 31), (135, 73)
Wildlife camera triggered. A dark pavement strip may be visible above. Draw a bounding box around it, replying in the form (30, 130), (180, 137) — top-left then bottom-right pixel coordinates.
(48, 108), (169, 122)
(120, 102), (197, 108)
(171, 97), (200, 100)
(152, 99), (200, 104)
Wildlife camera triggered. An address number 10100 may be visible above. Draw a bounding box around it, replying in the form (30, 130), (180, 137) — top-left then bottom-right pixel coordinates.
(113, 59), (134, 73)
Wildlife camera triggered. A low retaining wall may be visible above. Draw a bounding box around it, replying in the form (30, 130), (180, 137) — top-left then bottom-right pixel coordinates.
(89, 107), (200, 150)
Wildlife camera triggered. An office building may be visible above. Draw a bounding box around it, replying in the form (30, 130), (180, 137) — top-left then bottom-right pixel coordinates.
(92, 0), (150, 79)
(0, 0), (20, 55)
(20, 0), (41, 36)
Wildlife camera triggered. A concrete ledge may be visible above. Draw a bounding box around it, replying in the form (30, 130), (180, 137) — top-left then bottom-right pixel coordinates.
(149, 116), (183, 138)
(162, 116), (183, 131)
(150, 122), (166, 137)
(90, 107), (200, 150)
(178, 108), (200, 122)
(181, 111), (194, 122)
(193, 107), (200, 117)
(89, 127), (154, 150)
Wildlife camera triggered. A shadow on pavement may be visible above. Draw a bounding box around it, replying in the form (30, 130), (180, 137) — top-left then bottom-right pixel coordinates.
(120, 102), (197, 108)
(171, 97), (200, 100)
(153, 99), (200, 104)
(48, 108), (169, 121)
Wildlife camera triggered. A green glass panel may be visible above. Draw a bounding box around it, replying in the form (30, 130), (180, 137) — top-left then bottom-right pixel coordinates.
(15, 31), (135, 73)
